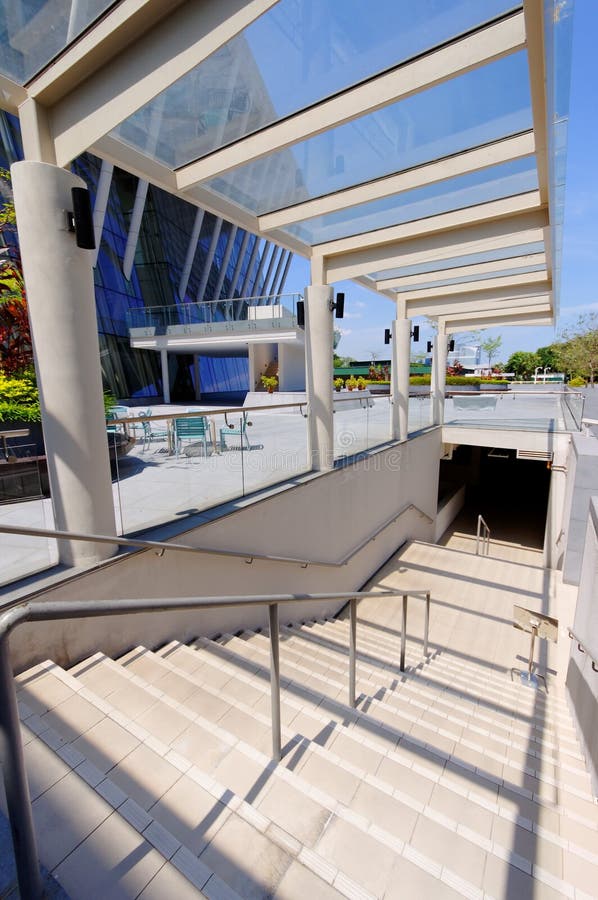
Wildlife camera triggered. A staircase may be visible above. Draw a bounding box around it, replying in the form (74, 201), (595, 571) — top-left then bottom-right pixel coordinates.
(4, 543), (598, 899)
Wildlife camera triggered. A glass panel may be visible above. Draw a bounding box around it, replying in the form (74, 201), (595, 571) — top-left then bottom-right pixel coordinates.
(395, 262), (547, 292)
(111, 404), (310, 534)
(0, 1), (116, 83)
(444, 385), (578, 432)
(334, 392), (391, 459)
(112, 0), (520, 168)
(205, 51), (532, 217)
(0, 438), (57, 585)
(409, 393), (433, 433)
(283, 156), (538, 245)
(371, 241), (546, 281)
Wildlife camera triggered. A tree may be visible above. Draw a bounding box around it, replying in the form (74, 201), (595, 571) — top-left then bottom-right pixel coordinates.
(536, 344), (560, 370)
(557, 314), (598, 385)
(506, 350), (540, 379)
(481, 334), (502, 368)
(0, 169), (32, 375)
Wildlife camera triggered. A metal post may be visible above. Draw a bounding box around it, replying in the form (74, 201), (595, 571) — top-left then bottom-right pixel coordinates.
(401, 594), (408, 671)
(349, 597), (357, 707)
(269, 603), (281, 762)
(528, 626), (537, 677)
(0, 633), (42, 900)
(476, 516), (481, 555)
(424, 592), (430, 657)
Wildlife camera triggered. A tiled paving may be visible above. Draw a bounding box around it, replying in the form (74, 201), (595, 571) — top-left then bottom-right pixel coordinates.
(5, 540), (595, 898)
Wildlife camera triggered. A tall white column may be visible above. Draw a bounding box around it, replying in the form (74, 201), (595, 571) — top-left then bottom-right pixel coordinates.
(391, 318), (411, 441)
(432, 322), (448, 426)
(160, 348), (170, 403)
(304, 284), (334, 471)
(11, 161), (117, 565)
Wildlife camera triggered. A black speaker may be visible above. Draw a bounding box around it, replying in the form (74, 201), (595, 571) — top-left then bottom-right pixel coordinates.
(412, 325), (419, 342)
(427, 341), (433, 353)
(448, 339), (455, 352)
(384, 328), (391, 345)
(296, 300), (305, 329)
(335, 292), (345, 319)
(71, 187), (96, 250)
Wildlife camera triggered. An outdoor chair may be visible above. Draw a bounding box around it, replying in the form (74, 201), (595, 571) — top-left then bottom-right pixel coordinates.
(174, 415), (211, 458)
(128, 409), (152, 451)
(106, 406), (129, 437)
(142, 415), (170, 451)
(220, 416), (251, 451)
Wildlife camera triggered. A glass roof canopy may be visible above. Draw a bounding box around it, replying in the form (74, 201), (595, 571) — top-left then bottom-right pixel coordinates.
(0, 0), (574, 330)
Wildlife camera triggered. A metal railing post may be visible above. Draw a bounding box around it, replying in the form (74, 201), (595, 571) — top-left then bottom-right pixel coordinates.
(476, 516), (482, 555)
(424, 591), (430, 657)
(269, 603), (281, 762)
(401, 594), (408, 671)
(349, 597), (357, 707)
(0, 633), (42, 900)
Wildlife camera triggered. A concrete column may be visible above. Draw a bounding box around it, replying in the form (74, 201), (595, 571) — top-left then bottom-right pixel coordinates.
(160, 348), (170, 403)
(304, 284), (334, 471)
(11, 161), (117, 565)
(432, 324), (447, 426)
(391, 318), (411, 441)
(193, 354), (201, 402)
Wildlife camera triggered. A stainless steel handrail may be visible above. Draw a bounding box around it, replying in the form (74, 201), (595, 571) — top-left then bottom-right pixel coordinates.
(476, 514), (491, 556)
(0, 503), (433, 572)
(0, 585), (431, 899)
(567, 627), (598, 673)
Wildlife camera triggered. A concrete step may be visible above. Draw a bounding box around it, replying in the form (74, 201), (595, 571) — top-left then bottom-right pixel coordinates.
(154, 636), (598, 892)
(278, 620), (584, 761)
(14, 659), (240, 899)
(229, 629), (592, 802)
(147, 640), (598, 898)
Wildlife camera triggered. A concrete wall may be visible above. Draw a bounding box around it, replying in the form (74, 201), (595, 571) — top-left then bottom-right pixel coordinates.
(562, 434), (598, 584)
(278, 342), (305, 391)
(566, 498), (598, 797)
(434, 485), (466, 543)
(248, 343), (277, 391)
(8, 429), (442, 672)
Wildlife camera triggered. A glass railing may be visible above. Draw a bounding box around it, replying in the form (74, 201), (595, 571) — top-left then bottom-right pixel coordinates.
(333, 393), (391, 459)
(408, 393), (433, 433)
(108, 402), (310, 534)
(127, 293), (302, 332)
(443, 388), (584, 432)
(0, 439), (57, 586)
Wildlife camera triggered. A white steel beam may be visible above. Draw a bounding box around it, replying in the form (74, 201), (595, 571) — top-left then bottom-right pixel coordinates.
(407, 293), (551, 318)
(196, 217), (223, 303)
(177, 11), (526, 187)
(178, 208), (205, 299)
(524, 0), (549, 207)
(91, 160), (114, 267)
(259, 131), (535, 231)
(397, 270), (549, 302)
(123, 179), (149, 280)
(443, 308), (553, 331)
(324, 207), (548, 283)
(212, 225), (238, 301)
(376, 252), (546, 290)
(317, 191), (541, 258)
(42, 0), (280, 167)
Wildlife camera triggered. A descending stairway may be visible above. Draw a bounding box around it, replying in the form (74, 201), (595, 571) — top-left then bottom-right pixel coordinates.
(4, 543), (598, 899)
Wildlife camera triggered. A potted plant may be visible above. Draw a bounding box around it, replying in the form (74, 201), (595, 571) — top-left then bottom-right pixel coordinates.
(346, 375), (358, 391)
(356, 377), (367, 391)
(261, 375), (278, 394)
(334, 377), (344, 392)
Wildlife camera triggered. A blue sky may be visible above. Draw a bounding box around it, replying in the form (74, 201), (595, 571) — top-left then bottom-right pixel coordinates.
(286, 0), (596, 364)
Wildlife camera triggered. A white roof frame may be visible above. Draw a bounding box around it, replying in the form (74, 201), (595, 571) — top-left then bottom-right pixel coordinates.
(376, 251), (546, 291)
(258, 131), (535, 231)
(442, 308), (553, 332)
(396, 271), (549, 303)
(408, 292), (551, 319)
(176, 10), (526, 188)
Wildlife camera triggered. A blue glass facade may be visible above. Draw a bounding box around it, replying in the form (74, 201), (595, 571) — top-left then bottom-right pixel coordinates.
(0, 113), (285, 401)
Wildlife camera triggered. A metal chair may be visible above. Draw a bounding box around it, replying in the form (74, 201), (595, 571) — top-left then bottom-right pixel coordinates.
(220, 415), (251, 451)
(174, 415), (211, 457)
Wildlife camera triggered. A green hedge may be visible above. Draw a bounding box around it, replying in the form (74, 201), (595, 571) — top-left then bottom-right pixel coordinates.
(409, 375), (509, 386)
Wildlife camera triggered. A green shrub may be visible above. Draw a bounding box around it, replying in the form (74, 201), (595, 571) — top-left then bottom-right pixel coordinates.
(569, 376), (586, 387)
(0, 400), (41, 422)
